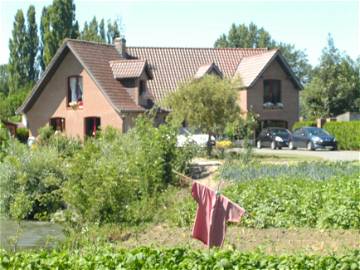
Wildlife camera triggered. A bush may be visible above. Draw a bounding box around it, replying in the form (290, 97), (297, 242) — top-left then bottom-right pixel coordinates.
(292, 120), (316, 130)
(324, 121), (360, 150)
(0, 140), (67, 220)
(15, 127), (29, 143)
(1, 247), (359, 269)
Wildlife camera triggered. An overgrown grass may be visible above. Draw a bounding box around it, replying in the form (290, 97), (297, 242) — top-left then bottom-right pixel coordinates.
(1, 246), (359, 270)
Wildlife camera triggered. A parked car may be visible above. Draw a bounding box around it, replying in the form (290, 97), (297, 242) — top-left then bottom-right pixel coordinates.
(289, 127), (337, 151)
(177, 128), (216, 147)
(256, 127), (291, 150)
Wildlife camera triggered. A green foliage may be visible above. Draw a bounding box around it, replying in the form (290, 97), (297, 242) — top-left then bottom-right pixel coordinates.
(0, 85), (30, 120)
(40, 0), (79, 69)
(215, 22), (312, 84)
(25, 5), (39, 82)
(324, 121), (360, 150)
(166, 75), (240, 136)
(302, 35), (360, 118)
(106, 19), (121, 44)
(1, 247), (359, 269)
(292, 120), (316, 130)
(15, 127), (29, 143)
(37, 125), (55, 144)
(0, 64), (9, 95)
(170, 162), (359, 229)
(8, 9), (28, 93)
(0, 140), (67, 220)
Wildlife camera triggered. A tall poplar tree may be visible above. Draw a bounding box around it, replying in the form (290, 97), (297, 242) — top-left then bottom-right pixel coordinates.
(40, 0), (79, 70)
(25, 5), (39, 82)
(8, 10), (28, 93)
(107, 19), (120, 44)
(99, 19), (106, 42)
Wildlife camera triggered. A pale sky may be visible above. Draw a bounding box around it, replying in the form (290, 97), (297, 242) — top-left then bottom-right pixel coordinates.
(0, 0), (359, 66)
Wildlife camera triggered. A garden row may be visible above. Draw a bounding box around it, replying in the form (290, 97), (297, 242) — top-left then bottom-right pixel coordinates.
(1, 247), (359, 270)
(166, 161), (360, 229)
(292, 120), (360, 150)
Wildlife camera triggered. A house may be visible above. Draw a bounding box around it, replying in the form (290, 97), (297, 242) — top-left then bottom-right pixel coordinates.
(336, 112), (360, 122)
(1, 119), (17, 136)
(18, 38), (302, 138)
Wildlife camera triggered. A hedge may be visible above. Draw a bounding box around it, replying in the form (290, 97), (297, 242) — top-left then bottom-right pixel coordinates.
(324, 121), (360, 150)
(1, 247), (359, 270)
(292, 120), (316, 131)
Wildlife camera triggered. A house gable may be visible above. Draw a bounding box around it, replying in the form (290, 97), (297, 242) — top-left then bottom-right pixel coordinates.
(26, 50), (124, 137)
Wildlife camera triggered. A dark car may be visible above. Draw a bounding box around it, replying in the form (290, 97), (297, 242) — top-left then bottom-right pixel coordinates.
(256, 127), (291, 150)
(289, 127), (337, 151)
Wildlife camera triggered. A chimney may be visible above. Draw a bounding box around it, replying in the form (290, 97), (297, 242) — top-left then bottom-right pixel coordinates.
(114, 37), (127, 58)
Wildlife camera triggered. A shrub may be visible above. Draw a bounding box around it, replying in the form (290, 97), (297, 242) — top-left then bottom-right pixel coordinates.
(0, 140), (67, 220)
(1, 247), (359, 269)
(324, 121), (360, 150)
(15, 127), (29, 143)
(292, 120), (316, 130)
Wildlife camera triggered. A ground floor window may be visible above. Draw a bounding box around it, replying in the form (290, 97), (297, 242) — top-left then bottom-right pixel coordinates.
(262, 120), (288, 129)
(84, 117), (101, 137)
(50, 117), (65, 132)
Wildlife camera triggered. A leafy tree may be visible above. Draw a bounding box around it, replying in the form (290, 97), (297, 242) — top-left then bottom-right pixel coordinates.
(106, 19), (120, 44)
(166, 75), (240, 153)
(302, 35), (360, 118)
(40, 0), (79, 69)
(25, 5), (39, 82)
(0, 65), (9, 95)
(80, 17), (102, 42)
(215, 22), (312, 84)
(8, 9), (28, 93)
(99, 19), (106, 42)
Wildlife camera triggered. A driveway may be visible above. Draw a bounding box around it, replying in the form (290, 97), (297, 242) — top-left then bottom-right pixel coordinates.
(252, 148), (359, 161)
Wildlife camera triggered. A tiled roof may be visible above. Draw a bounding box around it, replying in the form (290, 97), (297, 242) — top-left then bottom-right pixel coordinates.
(235, 49), (278, 88)
(67, 40), (144, 111)
(194, 62), (222, 79)
(109, 59), (152, 79)
(127, 47), (268, 103)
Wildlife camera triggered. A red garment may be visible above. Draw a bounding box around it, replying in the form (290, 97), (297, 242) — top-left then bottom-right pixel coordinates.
(191, 181), (245, 247)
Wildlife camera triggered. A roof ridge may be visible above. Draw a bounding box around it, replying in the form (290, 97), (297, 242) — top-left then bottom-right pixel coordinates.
(127, 46), (269, 51)
(65, 38), (114, 47)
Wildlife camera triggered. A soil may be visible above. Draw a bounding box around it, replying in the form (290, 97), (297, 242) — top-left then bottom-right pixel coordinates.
(117, 224), (360, 255)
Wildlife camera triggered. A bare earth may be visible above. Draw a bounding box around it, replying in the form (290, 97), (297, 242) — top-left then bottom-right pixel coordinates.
(118, 224), (360, 255)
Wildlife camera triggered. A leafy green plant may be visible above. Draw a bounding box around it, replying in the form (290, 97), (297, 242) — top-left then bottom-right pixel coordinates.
(324, 121), (360, 150)
(15, 127), (28, 143)
(1, 246), (359, 269)
(292, 120), (316, 130)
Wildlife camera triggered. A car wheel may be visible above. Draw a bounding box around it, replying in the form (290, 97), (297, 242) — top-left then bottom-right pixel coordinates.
(307, 141), (315, 151)
(278, 146), (282, 150)
(271, 141), (276, 150)
(257, 140), (262, 149)
(289, 141), (296, 150)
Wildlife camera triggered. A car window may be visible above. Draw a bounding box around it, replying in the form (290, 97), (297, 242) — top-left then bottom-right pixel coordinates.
(306, 127), (329, 137)
(271, 129), (290, 136)
(293, 129), (302, 136)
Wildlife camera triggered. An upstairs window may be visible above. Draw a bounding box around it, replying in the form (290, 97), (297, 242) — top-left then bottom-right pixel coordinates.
(263, 80), (281, 104)
(50, 117), (65, 132)
(139, 80), (146, 96)
(68, 76), (83, 107)
(84, 117), (101, 137)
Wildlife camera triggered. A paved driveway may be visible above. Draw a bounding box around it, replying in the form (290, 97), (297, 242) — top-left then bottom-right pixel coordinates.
(253, 148), (359, 161)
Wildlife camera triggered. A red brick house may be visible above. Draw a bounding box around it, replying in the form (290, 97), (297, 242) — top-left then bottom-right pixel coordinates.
(18, 38), (302, 138)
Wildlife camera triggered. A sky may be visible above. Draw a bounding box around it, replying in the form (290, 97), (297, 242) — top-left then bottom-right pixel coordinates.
(0, 0), (359, 66)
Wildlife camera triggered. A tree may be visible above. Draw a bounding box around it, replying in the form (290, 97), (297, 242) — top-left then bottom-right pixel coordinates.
(25, 5), (39, 82)
(106, 19), (120, 44)
(99, 19), (106, 42)
(166, 75), (240, 153)
(302, 35), (360, 118)
(40, 0), (79, 69)
(80, 17), (102, 42)
(8, 9), (28, 93)
(214, 22), (311, 84)
(0, 65), (9, 95)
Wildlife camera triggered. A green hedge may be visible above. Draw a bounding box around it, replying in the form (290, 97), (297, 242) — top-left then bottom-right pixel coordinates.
(292, 120), (316, 131)
(324, 121), (360, 150)
(1, 247), (359, 270)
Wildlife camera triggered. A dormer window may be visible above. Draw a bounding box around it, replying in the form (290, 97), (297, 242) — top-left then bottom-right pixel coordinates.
(68, 76), (83, 108)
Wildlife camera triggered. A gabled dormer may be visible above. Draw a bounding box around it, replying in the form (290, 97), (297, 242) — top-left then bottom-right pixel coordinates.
(194, 62), (223, 79)
(109, 59), (153, 107)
